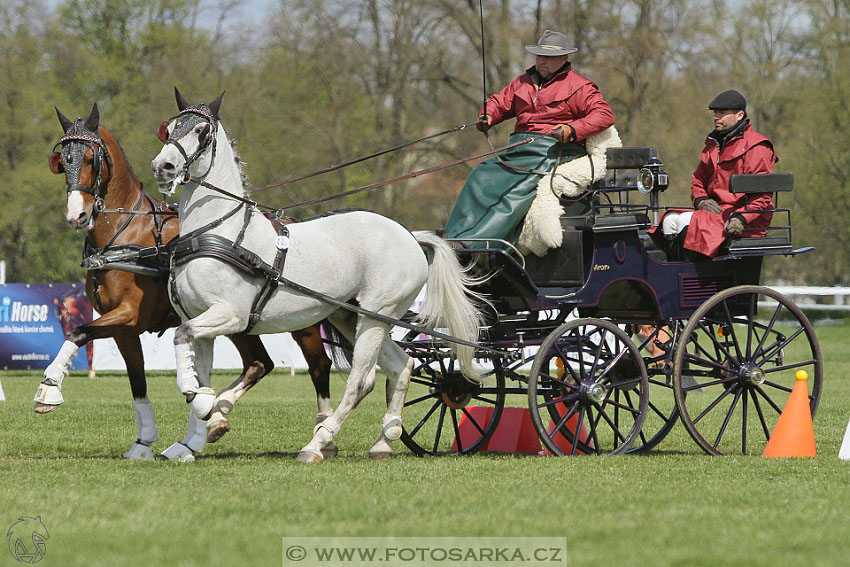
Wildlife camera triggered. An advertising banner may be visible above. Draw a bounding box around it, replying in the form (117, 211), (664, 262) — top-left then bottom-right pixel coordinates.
(0, 283), (92, 371)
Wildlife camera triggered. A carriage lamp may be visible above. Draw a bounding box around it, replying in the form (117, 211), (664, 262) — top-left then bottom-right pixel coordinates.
(637, 157), (669, 194)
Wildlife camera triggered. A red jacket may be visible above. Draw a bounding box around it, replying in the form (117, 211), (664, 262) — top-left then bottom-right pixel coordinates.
(480, 65), (615, 141)
(685, 122), (777, 256)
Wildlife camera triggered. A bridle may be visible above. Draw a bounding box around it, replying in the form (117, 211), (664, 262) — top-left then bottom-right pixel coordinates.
(51, 126), (114, 216)
(157, 104), (218, 188)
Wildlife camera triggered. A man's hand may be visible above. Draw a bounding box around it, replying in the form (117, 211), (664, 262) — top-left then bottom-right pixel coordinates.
(551, 124), (575, 143)
(724, 217), (744, 236)
(476, 115), (492, 132)
(696, 198), (723, 214)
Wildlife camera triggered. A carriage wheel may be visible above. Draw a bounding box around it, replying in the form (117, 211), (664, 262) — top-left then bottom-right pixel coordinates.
(627, 322), (681, 453)
(673, 285), (822, 456)
(528, 319), (648, 456)
(399, 339), (506, 456)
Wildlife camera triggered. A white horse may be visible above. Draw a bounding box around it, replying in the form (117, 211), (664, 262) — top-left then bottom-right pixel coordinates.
(150, 88), (484, 461)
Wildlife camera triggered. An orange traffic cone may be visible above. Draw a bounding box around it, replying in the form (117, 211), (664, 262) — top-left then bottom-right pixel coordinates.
(763, 370), (816, 458)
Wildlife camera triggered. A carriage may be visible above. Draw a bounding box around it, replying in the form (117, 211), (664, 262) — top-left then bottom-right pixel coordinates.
(396, 147), (821, 457)
(52, 90), (817, 461)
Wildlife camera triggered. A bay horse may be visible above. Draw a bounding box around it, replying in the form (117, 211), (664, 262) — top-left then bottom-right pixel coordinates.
(37, 103), (335, 461)
(151, 88), (484, 461)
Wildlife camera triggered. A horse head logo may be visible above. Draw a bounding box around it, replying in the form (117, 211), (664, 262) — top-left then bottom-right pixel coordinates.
(6, 516), (50, 564)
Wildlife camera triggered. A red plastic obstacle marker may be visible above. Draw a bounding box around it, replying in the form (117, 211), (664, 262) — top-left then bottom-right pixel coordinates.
(763, 370), (816, 458)
(452, 407), (541, 454)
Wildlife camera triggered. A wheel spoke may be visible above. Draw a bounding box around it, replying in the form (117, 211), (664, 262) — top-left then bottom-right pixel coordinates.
(571, 406), (587, 455)
(682, 376), (735, 393)
(719, 300), (744, 362)
(693, 321), (735, 363)
(681, 350), (729, 373)
(460, 406), (487, 436)
(758, 326), (806, 363)
(752, 384), (785, 415)
(587, 406), (602, 454)
(471, 395), (500, 405)
(692, 383), (736, 424)
(407, 400), (441, 437)
(754, 301), (784, 356)
(431, 405), (447, 454)
(712, 386), (742, 450)
(762, 359), (817, 375)
(647, 398), (669, 420)
(537, 391), (580, 409)
(405, 391), (438, 406)
(741, 387), (748, 454)
(750, 389), (771, 440)
(593, 402), (629, 445)
(602, 376), (642, 389)
(547, 402), (579, 443)
(450, 409), (462, 453)
(745, 295), (756, 358)
(601, 395), (642, 416)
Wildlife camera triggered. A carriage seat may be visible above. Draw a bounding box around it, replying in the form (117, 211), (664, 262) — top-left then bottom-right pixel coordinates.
(723, 173), (794, 256)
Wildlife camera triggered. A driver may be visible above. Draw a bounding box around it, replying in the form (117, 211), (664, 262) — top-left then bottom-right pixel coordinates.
(656, 89), (777, 260)
(443, 29), (615, 248)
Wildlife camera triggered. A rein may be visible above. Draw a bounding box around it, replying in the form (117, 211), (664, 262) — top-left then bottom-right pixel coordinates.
(164, 135), (544, 217)
(250, 120), (481, 193)
(272, 134), (545, 212)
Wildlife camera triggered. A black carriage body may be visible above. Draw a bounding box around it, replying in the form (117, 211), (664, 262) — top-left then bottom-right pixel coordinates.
(401, 148), (821, 457)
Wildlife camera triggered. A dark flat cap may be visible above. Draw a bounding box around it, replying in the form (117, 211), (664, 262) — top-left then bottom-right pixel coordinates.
(708, 90), (747, 110)
(525, 30), (577, 56)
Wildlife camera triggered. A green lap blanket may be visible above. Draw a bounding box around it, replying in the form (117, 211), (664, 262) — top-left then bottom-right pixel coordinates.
(444, 133), (586, 248)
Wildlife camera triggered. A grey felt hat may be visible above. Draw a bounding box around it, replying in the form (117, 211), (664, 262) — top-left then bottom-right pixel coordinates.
(525, 30), (578, 56)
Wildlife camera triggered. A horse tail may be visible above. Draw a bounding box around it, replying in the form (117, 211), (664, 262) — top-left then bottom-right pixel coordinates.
(412, 231), (487, 382)
(320, 320), (353, 370)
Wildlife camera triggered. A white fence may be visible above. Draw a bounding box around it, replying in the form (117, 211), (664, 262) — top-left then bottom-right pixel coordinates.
(767, 286), (850, 312)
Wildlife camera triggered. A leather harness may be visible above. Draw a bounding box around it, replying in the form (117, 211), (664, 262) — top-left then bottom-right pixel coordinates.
(168, 205), (291, 334)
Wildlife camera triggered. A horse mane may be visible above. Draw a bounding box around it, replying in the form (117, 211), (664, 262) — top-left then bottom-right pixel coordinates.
(97, 126), (143, 189)
(225, 128), (251, 194)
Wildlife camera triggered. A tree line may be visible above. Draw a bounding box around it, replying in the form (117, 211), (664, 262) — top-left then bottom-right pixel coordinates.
(1, 0), (848, 284)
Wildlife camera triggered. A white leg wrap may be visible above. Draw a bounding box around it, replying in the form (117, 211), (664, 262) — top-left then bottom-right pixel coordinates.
(182, 411), (208, 453)
(381, 415), (403, 441)
(43, 341), (79, 386)
(175, 343), (214, 419)
(186, 388), (216, 421)
(133, 399), (158, 444)
(34, 383), (64, 406)
(124, 443), (154, 460)
(175, 343), (199, 394)
(314, 420), (340, 439)
(160, 443), (196, 462)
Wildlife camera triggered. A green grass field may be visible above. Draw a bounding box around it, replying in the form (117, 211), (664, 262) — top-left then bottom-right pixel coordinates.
(2, 321), (849, 566)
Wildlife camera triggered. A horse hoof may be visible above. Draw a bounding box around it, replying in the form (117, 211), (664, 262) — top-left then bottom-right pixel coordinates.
(321, 444), (339, 458)
(368, 451), (393, 460)
(33, 402), (59, 414)
(297, 450), (324, 463)
(206, 420), (230, 444)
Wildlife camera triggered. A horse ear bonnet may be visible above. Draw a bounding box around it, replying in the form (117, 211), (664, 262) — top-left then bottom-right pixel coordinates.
(56, 107), (73, 132)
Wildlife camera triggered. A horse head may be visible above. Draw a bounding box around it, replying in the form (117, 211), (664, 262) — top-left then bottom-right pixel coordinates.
(151, 87), (225, 196)
(50, 103), (113, 230)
